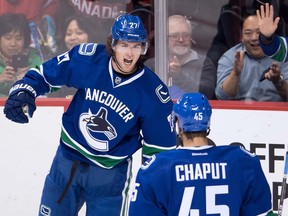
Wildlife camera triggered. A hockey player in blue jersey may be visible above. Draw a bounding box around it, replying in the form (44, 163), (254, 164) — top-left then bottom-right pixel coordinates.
(129, 92), (273, 216)
(3, 14), (176, 216)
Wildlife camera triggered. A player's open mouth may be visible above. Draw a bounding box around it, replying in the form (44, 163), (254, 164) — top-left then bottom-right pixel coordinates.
(124, 58), (133, 65)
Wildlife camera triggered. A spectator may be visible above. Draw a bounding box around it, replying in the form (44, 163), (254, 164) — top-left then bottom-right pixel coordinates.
(0, 0), (60, 61)
(204, 0), (288, 92)
(145, 15), (215, 100)
(215, 14), (288, 101)
(3, 14), (176, 215)
(59, 16), (95, 53)
(129, 92), (273, 216)
(48, 16), (95, 98)
(56, 0), (129, 45)
(0, 13), (42, 97)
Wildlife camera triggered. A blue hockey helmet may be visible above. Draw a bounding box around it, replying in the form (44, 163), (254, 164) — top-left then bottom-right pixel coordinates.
(173, 93), (212, 132)
(111, 14), (148, 54)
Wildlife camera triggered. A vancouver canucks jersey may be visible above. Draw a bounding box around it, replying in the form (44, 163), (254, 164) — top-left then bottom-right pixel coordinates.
(129, 145), (272, 216)
(22, 43), (176, 168)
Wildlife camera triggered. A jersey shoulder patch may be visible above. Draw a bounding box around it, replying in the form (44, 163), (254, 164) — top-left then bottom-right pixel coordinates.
(141, 155), (156, 170)
(155, 84), (171, 103)
(78, 43), (97, 56)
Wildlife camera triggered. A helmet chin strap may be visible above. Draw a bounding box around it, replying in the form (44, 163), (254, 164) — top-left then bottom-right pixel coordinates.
(112, 56), (137, 75)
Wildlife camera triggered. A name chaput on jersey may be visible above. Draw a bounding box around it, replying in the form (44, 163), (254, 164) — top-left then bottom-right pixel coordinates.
(175, 162), (227, 181)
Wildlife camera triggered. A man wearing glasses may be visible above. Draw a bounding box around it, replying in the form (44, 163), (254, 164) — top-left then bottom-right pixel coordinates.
(145, 15), (216, 100)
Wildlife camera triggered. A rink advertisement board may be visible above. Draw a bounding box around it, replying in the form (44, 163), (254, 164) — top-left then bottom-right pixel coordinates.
(208, 100), (288, 213)
(0, 99), (287, 215)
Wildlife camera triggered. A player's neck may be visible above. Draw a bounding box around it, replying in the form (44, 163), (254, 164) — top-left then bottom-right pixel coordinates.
(183, 136), (208, 147)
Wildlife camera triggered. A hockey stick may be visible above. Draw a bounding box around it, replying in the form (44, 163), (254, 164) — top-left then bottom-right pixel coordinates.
(278, 145), (288, 216)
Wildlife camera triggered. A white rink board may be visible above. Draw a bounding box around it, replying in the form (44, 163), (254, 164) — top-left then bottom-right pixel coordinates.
(0, 107), (63, 215)
(209, 109), (288, 213)
(0, 106), (287, 215)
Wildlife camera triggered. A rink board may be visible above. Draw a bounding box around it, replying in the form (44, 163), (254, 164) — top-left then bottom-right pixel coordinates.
(0, 99), (287, 214)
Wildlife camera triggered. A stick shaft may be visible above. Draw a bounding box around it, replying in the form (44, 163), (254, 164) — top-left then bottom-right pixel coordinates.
(278, 150), (288, 216)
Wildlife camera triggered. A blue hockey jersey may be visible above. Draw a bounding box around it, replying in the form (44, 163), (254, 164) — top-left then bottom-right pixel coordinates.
(259, 35), (288, 62)
(22, 43), (176, 168)
(129, 145), (272, 216)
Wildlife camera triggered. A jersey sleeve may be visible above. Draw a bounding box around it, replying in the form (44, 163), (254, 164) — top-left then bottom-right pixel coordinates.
(259, 35), (288, 62)
(20, 43), (103, 95)
(41, 43), (102, 90)
(140, 82), (176, 159)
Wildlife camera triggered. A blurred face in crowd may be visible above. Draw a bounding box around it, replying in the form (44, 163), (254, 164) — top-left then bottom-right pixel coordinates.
(168, 16), (192, 56)
(112, 40), (142, 74)
(65, 19), (89, 50)
(242, 15), (264, 59)
(0, 30), (24, 58)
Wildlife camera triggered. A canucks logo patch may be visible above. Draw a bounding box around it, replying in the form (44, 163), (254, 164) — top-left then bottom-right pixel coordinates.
(141, 155), (156, 170)
(155, 84), (171, 103)
(78, 43), (97, 56)
(79, 107), (117, 152)
(40, 204), (51, 216)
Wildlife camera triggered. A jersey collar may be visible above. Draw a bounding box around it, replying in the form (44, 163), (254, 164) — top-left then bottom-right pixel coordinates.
(108, 58), (145, 88)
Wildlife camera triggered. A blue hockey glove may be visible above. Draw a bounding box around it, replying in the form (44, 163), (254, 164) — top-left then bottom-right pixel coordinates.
(4, 82), (37, 124)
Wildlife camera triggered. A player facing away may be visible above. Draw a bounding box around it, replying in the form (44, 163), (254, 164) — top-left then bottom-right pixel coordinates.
(129, 92), (273, 216)
(3, 15), (176, 216)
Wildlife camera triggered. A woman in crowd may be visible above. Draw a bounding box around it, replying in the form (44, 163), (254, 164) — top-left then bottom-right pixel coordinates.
(48, 16), (95, 98)
(0, 13), (42, 97)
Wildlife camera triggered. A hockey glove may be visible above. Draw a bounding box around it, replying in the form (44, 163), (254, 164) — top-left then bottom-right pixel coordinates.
(4, 82), (37, 123)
